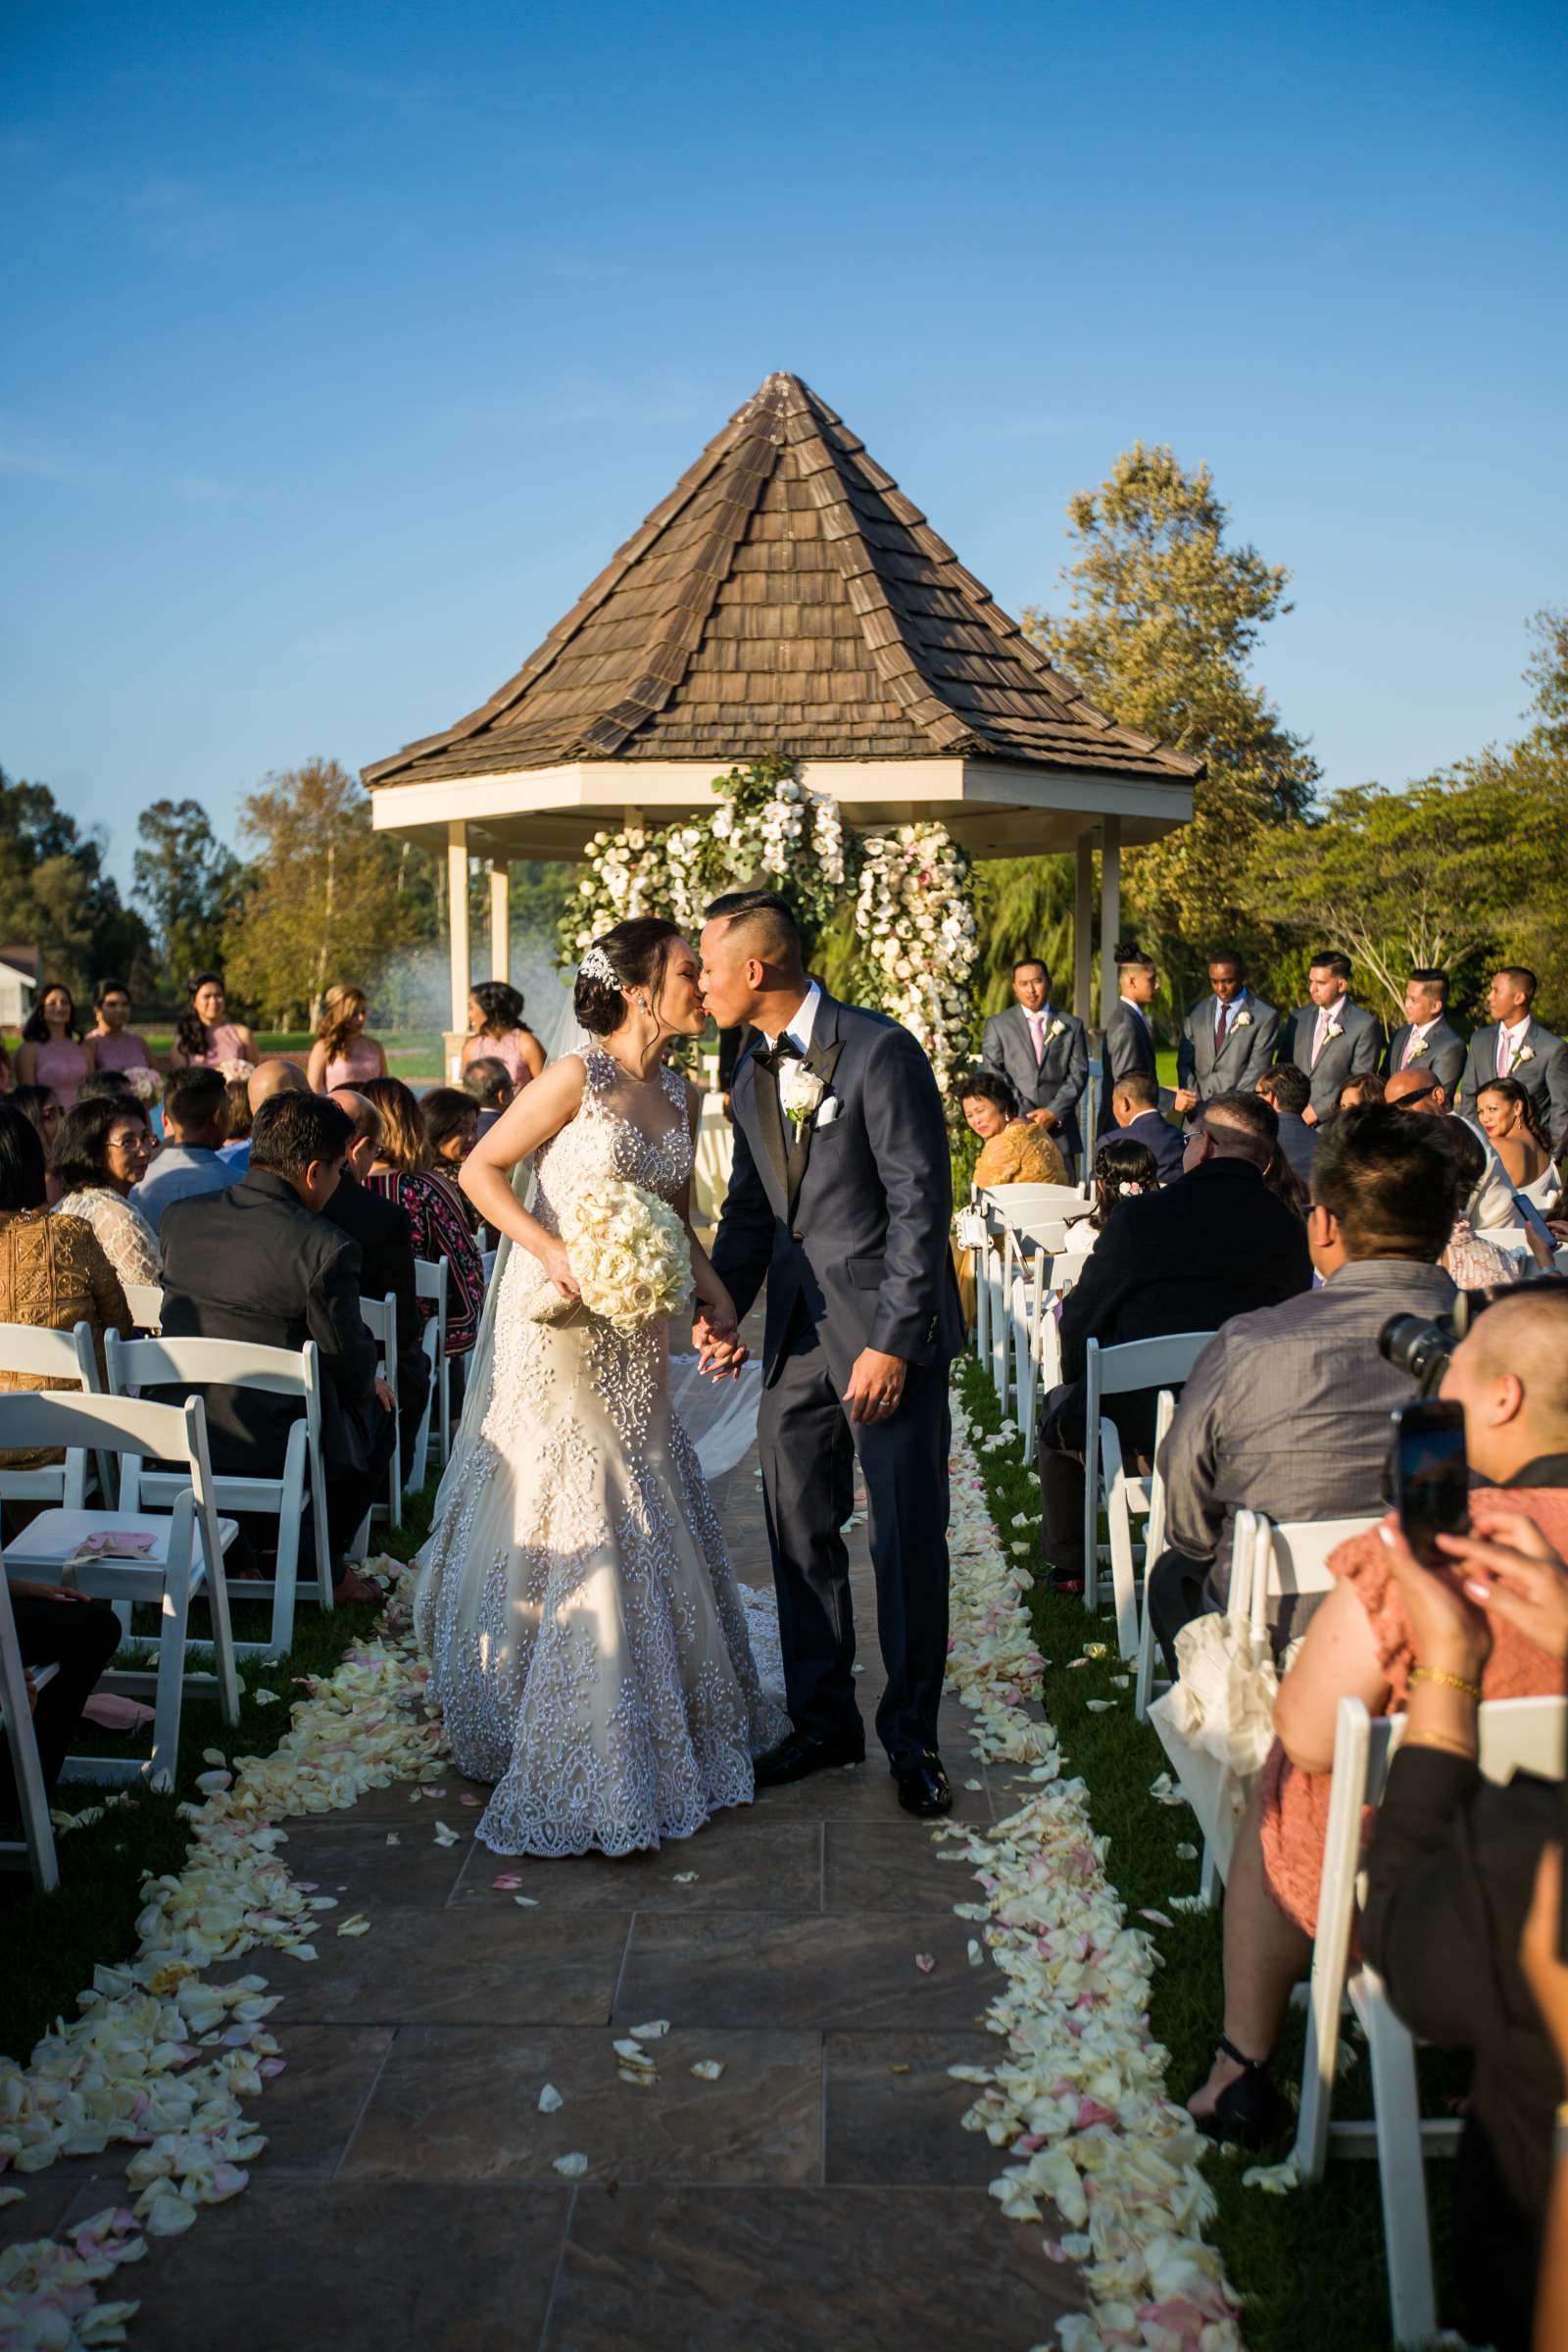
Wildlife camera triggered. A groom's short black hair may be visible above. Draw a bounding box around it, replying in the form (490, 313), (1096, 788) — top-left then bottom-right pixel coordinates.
(705, 889), (804, 972)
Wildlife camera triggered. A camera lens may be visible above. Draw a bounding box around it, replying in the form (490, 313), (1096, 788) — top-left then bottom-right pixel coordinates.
(1378, 1312), (1456, 1392)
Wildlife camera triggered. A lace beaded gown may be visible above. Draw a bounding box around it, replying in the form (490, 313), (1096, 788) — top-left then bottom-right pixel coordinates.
(414, 1050), (787, 1858)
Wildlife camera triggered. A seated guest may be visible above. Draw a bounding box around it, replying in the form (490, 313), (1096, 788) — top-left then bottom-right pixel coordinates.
(1280, 951), (1384, 1126)
(157, 1093), (395, 1601)
(1476, 1077), (1561, 1214)
(1387, 1064), (1556, 1265)
(49, 1096), (160, 1288)
(462, 1054), (514, 1138)
(10, 1085), (65, 1172)
(1254, 1063), (1317, 1186)
(1361, 1511), (1568, 2352)
(220, 1057), (310, 1181)
(1036, 1092), (1312, 1592)
(1382, 966), (1467, 1096)
(75, 1071), (137, 1105)
(324, 1088), (430, 1486)
(420, 1085), (481, 1182)
(1149, 1105), (1460, 1668)
(1337, 1071), (1385, 1110)
(1185, 1281), (1568, 2146)
(132, 1066), (235, 1235)
(959, 1069), (1069, 1187)
(1428, 1114), (1524, 1288)
(1060, 1134), (1159, 1262)
(0, 1577), (122, 1820)
(358, 1077), (485, 1362)
(220, 1074), (252, 1163)
(1109, 1069), (1186, 1184)
(0, 1100), (130, 1479)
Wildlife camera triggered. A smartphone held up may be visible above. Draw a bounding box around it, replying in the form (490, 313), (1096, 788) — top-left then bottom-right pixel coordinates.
(1388, 1398), (1471, 1568)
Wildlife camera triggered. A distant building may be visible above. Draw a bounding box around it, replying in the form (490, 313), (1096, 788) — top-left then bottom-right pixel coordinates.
(0, 948), (39, 1031)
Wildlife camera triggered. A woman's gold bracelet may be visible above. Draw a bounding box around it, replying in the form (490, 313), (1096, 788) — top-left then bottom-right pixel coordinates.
(1408, 1663), (1483, 1702)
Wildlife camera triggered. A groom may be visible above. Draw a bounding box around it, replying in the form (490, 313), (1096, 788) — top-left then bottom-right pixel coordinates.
(698, 891), (963, 1817)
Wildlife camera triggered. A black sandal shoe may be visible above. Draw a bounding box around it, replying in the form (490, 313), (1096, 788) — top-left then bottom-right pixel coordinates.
(1191, 2034), (1291, 2150)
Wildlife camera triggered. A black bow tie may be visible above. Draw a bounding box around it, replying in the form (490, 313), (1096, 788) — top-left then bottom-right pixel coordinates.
(755, 1037), (803, 1076)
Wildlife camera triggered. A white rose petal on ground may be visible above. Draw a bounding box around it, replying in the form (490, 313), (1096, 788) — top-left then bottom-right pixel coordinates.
(552, 2153), (589, 2179)
(689, 2060), (725, 2082)
(538, 2084), (564, 2114)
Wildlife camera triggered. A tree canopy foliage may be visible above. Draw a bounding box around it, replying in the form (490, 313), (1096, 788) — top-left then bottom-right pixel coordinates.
(0, 770), (148, 996)
(132, 799), (245, 989)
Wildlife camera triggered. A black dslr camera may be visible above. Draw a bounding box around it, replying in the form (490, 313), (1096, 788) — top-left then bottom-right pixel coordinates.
(1379, 1272), (1568, 1396)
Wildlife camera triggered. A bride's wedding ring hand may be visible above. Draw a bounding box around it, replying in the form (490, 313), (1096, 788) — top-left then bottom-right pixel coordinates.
(541, 1239), (581, 1299)
(844, 1347), (906, 1426)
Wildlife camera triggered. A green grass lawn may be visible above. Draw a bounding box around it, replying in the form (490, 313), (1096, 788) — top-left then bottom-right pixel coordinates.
(957, 1358), (1457, 2352)
(0, 1479), (437, 2065)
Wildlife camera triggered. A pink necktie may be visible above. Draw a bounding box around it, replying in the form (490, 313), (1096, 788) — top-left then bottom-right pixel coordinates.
(1028, 1012), (1046, 1065)
(1311, 1009), (1330, 1068)
(1497, 1028), (1512, 1078)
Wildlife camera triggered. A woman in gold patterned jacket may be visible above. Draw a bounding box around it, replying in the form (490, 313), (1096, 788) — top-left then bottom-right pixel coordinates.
(960, 1070), (1069, 1188)
(0, 1100), (130, 1473)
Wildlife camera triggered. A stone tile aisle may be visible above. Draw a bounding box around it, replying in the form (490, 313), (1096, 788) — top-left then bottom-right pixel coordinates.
(5, 1433), (1087, 2350)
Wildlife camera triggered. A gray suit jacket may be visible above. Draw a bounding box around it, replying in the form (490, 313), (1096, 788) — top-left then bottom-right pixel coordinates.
(1094, 1000), (1158, 1137)
(1460, 1020), (1568, 1150)
(711, 992), (963, 1386)
(980, 1003), (1088, 1157)
(1281, 999), (1384, 1121)
(1176, 992), (1280, 1109)
(1382, 1018), (1467, 1097)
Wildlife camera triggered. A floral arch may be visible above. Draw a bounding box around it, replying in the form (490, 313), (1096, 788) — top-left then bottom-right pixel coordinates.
(560, 757), (980, 1094)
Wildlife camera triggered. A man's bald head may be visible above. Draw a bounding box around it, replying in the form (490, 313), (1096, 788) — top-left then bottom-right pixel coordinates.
(1385, 1068), (1447, 1113)
(329, 1086), (381, 1180)
(1443, 1281), (1568, 1480)
(248, 1056), (309, 1114)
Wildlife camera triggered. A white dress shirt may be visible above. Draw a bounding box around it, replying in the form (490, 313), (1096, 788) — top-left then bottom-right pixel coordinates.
(762, 982), (821, 1058)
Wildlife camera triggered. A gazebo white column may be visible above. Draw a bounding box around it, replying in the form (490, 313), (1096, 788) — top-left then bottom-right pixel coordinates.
(1098, 814), (1121, 1029)
(1073, 833), (1094, 1020)
(446, 819), (470, 1077)
(489, 860), (511, 983)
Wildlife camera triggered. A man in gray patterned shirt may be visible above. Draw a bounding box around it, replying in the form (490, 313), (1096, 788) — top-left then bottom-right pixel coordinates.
(1146, 1105), (1460, 1674)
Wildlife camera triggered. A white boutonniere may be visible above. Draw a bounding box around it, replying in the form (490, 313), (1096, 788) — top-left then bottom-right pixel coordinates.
(778, 1062), (827, 1125)
(1233, 1009), (1252, 1029)
(1514, 1045), (1536, 1067)
(1407, 1036), (1430, 1059)
(1048, 1017), (1065, 1040)
(1324, 1021), (1344, 1043)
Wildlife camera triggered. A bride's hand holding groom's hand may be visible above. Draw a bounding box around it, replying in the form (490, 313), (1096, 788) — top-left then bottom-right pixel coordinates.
(693, 1304), (748, 1381)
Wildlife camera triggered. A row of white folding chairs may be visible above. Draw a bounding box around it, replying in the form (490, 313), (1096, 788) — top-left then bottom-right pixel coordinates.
(972, 1184), (1086, 1417)
(1303, 1690), (1566, 2346)
(0, 1387), (240, 1791)
(1083, 1331), (1215, 1658)
(0, 1559), (60, 1890)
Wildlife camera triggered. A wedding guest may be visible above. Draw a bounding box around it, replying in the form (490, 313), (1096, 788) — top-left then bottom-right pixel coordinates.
(76, 1072), (137, 1104)
(1361, 1515), (1568, 2352)
(1094, 943), (1159, 1139)
(1477, 1078), (1561, 1214)
(9, 1085), (65, 1176)
(1108, 1069), (1185, 1184)
(86, 978), (158, 1079)
(220, 1058), (310, 1181)
(132, 1067), (235, 1235)
(16, 982), (94, 1104)
(1173, 951), (1280, 1118)
(167, 970), (258, 1070)
(220, 1074), (252, 1163)
(980, 957), (1089, 1172)
(0, 1100), (130, 1477)
(157, 1092), (392, 1602)
(305, 983), (388, 1093)
(959, 1070), (1068, 1186)
(462, 1054), (514, 1137)
(461, 982), (545, 1091)
(1386, 1066), (1556, 1266)
(1254, 1062), (1317, 1186)
(1036, 1092), (1312, 1593)
(358, 1076), (484, 1360)
(1280, 952), (1383, 1125)
(1185, 1281), (1568, 2148)
(1382, 967), (1467, 1095)
(1059, 1134), (1159, 1264)
(324, 1088), (429, 1485)
(1148, 1105), (1459, 1669)
(49, 1096), (160, 1289)
(420, 1085), (480, 1178)
(1337, 1071), (1385, 1110)
(1428, 1115), (1525, 1288)
(0, 1577), (122, 1814)
(1461, 968), (1568, 1153)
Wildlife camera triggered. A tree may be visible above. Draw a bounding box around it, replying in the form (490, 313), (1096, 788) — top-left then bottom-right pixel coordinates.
(1025, 444), (1318, 1006)
(133, 799), (243, 990)
(971, 856), (1075, 1015)
(0, 769), (148, 995)
(223, 760), (435, 1028)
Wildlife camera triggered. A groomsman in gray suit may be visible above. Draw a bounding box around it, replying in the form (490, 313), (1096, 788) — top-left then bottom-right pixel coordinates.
(1280, 951), (1383, 1125)
(1460, 965), (1568, 1152)
(1172, 949), (1280, 1121)
(1382, 968), (1467, 1097)
(980, 957), (1089, 1170)
(1094, 946), (1160, 1138)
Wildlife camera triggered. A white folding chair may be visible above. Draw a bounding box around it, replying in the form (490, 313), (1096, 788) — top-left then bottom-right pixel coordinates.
(105, 1333), (331, 1658)
(122, 1282), (165, 1332)
(1083, 1332), (1215, 1654)
(358, 1292), (401, 1524)
(1296, 1691), (1567, 2348)
(0, 1390), (240, 1788)
(0, 1550), (59, 1891)
(0, 1321), (101, 1516)
(413, 1257), (450, 1477)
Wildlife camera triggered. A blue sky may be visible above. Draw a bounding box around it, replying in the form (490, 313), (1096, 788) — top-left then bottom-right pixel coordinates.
(4, 0), (1565, 889)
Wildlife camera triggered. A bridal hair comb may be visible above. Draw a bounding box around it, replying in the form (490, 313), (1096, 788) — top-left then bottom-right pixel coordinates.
(578, 942), (619, 989)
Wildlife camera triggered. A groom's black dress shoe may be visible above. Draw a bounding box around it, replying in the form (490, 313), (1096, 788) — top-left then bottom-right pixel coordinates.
(891, 1751), (953, 1817)
(753, 1727), (865, 1788)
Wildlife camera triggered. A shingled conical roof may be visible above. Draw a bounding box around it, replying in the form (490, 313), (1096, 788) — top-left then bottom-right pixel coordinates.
(364, 372), (1200, 793)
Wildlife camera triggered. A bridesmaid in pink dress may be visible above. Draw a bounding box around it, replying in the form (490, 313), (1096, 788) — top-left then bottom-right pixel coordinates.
(307, 984), (390, 1093)
(460, 981), (545, 1092)
(16, 983), (95, 1105)
(169, 971), (258, 1070)
(87, 978), (159, 1081)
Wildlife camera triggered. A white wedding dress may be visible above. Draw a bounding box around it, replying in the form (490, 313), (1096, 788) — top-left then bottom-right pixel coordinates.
(413, 1049), (788, 1858)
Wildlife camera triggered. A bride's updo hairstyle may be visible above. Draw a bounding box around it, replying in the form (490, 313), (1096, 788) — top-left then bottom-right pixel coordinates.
(573, 917), (684, 1037)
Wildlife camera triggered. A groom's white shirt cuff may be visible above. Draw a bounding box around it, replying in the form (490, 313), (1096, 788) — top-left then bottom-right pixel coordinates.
(764, 982), (822, 1058)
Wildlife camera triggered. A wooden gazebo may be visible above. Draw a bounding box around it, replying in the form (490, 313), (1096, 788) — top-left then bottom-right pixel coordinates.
(364, 371), (1200, 1043)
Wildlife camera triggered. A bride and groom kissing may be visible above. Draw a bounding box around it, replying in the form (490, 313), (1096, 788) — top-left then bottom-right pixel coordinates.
(413, 888), (963, 1860)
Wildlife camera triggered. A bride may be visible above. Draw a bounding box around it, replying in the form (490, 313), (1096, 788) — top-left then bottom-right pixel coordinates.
(413, 916), (788, 1858)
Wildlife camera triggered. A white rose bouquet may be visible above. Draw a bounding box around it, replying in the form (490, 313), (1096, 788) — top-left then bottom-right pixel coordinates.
(121, 1066), (163, 1104)
(528, 1177), (690, 1335)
